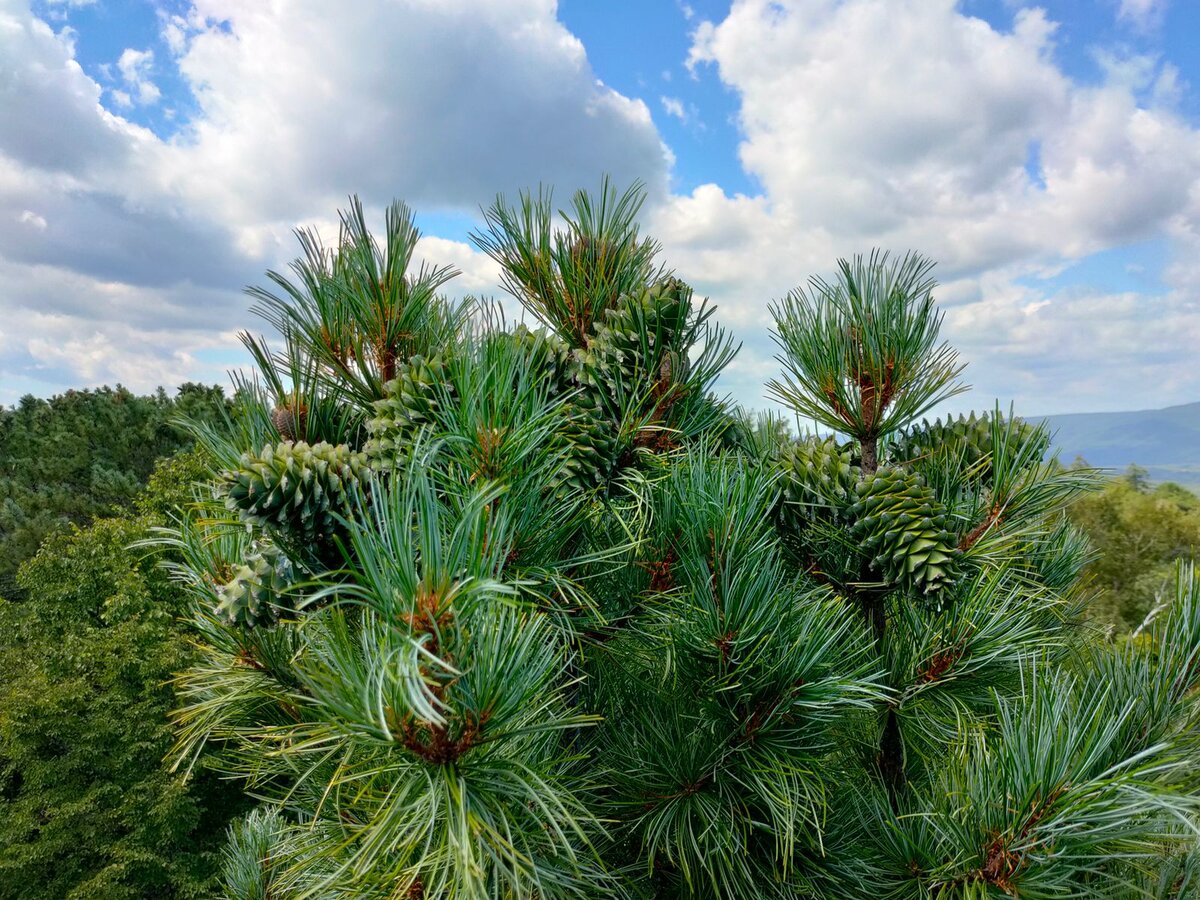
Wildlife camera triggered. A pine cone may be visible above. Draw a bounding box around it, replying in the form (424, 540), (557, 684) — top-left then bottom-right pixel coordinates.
(365, 354), (451, 471)
(895, 412), (1049, 485)
(850, 468), (961, 594)
(214, 541), (295, 627)
(225, 441), (368, 543)
(555, 392), (616, 494)
(777, 437), (859, 531)
(507, 325), (573, 394)
(577, 278), (691, 403)
(271, 399), (308, 442)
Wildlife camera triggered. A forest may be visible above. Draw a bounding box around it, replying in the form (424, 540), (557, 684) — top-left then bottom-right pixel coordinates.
(2, 182), (1199, 898)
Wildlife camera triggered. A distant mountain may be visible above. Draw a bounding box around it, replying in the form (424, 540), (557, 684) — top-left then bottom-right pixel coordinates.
(1035, 401), (1200, 487)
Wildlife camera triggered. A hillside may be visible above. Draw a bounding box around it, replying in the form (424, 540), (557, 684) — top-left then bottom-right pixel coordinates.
(1037, 400), (1200, 487)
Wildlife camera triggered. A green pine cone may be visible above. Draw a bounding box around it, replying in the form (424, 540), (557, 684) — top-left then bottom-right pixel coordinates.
(365, 354), (452, 470)
(575, 277), (692, 404)
(225, 441), (368, 543)
(507, 325), (573, 395)
(214, 541), (295, 627)
(894, 412), (1049, 484)
(556, 391), (617, 494)
(777, 437), (860, 529)
(850, 468), (962, 594)
(570, 278), (695, 466)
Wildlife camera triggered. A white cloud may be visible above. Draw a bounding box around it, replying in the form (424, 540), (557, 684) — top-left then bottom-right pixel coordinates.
(116, 47), (161, 105)
(2, 0), (1199, 417)
(0, 264), (243, 399)
(414, 236), (501, 296)
(1092, 47), (1158, 93)
(163, 0), (669, 230)
(0, 14), (151, 178)
(1117, 0), (1168, 31)
(27, 330), (195, 387)
(0, 0), (673, 401)
(160, 15), (188, 54)
(1151, 63), (1184, 109)
(661, 0), (1200, 413)
(685, 3), (1080, 268)
(116, 47), (150, 79)
(17, 209), (46, 230)
(660, 95), (704, 131)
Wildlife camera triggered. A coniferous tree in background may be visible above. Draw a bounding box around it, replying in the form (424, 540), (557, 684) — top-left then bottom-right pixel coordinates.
(0, 383), (228, 599)
(160, 181), (1200, 899)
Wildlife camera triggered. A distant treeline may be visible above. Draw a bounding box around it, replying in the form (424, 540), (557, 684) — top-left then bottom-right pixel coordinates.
(0, 385), (242, 897)
(0, 384), (228, 599)
(1068, 463), (1200, 633)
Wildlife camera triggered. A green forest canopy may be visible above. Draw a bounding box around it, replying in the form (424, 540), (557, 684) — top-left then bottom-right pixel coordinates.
(0, 451), (246, 898)
(0, 384), (227, 599)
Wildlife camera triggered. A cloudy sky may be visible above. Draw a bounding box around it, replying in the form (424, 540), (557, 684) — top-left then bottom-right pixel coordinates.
(2, 0), (1199, 416)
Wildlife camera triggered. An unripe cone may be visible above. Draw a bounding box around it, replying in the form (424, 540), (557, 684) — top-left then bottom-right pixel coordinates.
(556, 392), (616, 494)
(895, 412), (1049, 484)
(225, 441), (368, 543)
(779, 437), (859, 509)
(365, 354), (451, 471)
(214, 541), (295, 627)
(576, 278), (692, 408)
(508, 324), (573, 394)
(850, 468), (961, 594)
(508, 327), (616, 484)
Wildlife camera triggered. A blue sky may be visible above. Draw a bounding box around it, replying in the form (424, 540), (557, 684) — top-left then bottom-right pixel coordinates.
(3, 0), (1199, 416)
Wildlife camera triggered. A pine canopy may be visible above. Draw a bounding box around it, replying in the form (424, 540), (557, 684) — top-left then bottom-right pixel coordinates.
(158, 181), (1200, 899)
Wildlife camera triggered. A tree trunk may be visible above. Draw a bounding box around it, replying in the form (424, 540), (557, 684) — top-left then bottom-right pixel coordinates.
(861, 435), (878, 476)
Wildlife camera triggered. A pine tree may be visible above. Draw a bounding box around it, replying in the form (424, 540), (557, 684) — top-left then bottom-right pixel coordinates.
(159, 182), (1200, 899)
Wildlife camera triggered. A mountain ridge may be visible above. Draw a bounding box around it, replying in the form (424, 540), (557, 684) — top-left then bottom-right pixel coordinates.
(1034, 400), (1200, 487)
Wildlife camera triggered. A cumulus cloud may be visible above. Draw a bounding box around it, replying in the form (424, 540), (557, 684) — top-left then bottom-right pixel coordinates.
(3, 0), (1199, 417)
(162, 0), (669, 231)
(17, 209), (46, 230)
(0, 5), (253, 402)
(660, 95), (701, 128)
(0, 13), (146, 176)
(159, 13), (192, 55)
(116, 47), (160, 105)
(684, 2), (1077, 270)
(1117, 0), (1169, 31)
(663, 0), (1200, 413)
(0, 0), (672, 401)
